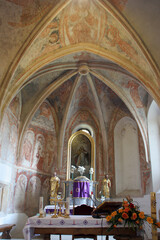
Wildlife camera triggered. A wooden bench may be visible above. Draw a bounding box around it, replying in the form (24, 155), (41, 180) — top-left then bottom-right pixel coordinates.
(0, 224), (15, 239)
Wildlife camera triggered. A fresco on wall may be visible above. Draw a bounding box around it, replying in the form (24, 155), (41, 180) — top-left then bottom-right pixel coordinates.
(41, 178), (50, 207)
(13, 170), (51, 215)
(22, 130), (35, 167)
(14, 174), (27, 212)
(26, 175), (41, 216)
(20, 102), (57, 173)
(32, 134), (45, 169)
(0, 110), (18, 164)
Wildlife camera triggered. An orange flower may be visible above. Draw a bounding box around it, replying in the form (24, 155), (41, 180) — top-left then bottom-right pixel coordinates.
(136, 220), (140, 224)
(122, 212), (129, 219)
(118, 208), (123, 213)
(123, 201), (129, 208)
(124, 207), (130, 213)
(131, 213), (137, 220)
(106, 215), (112, 222)
(147, 217), (153, 224)
(111, 211), (117, 217)
(156, 222), (160, 228)
(118, 218), (123, 223)
(113, 225), (117, 228)
(139, 211), (145, 219)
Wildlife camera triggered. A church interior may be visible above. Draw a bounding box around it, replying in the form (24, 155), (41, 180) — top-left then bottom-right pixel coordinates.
(0, 0), (160, 239)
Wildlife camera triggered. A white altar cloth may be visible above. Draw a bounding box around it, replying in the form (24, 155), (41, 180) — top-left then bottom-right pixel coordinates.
(23, 215), (108, 240)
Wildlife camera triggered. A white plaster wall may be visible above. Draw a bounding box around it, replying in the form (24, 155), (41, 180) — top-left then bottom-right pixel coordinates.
(114, 117), (141, 196)
(0, 213), (28, 238)
(0, 162), (12, 185)
(148, 101), (160, 192)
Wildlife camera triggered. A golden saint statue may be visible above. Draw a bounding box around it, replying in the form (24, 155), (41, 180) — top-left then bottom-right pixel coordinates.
(50, 172), (60, 199)
(102, 174), (111, 199)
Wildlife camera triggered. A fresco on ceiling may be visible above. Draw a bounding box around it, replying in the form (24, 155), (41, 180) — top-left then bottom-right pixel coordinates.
(74, 78), (96, 113)
(31, 102), (54, 130)
(108, 0), (128, 11)
(9, 94), (21, 119)
(0, 95), (20, 164)
(93, 68), (147, 133)
(123, 80), (144, 108)
(94, 77), (125, 127)
(11, 0), (155, 88)
(20, 102), (57, 173)
(59, 0), (106, 45)
(6, 0), (56, 28)
(48, 79), (74, 125)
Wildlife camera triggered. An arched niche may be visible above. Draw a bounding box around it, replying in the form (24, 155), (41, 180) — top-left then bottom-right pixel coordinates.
(114, 117), (142, 197)
(67, 130), (95, 181)
(148, 100), (160, 192)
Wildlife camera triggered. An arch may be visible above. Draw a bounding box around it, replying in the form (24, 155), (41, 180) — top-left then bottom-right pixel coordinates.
(148, 101), (160, 192)
(114, 116), (142, 197)
(67, 130), (95, 181)
(73, 124), (94, 138)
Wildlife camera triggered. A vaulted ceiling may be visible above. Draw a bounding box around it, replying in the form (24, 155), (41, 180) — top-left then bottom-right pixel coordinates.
(0, 0), (160, 153)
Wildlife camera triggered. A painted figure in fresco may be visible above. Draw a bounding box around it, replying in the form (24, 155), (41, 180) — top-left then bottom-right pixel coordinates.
(102, 174), (111, 199)
(32, 134), (45, 169)
(75, 146), (89, 167)
(26, 176), (41, 216)
(50, 172), (60, 199)
(14, 174), (27, 212)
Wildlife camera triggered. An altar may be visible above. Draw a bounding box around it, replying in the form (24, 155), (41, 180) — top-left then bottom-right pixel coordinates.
(63, 176), (98, 206)
(23, 215), (143, 240)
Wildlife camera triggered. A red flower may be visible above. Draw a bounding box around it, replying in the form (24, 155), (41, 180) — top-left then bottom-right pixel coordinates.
(122, 212), (129, 219)
(130, 203), (134, 209)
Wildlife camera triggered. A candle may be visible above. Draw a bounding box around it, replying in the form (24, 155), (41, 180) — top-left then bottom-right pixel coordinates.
(39, 196), (44, 214)
(66, 197), (70, 215)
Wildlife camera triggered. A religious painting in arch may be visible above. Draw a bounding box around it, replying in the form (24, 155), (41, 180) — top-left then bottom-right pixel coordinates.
(67, 130), (95, 180)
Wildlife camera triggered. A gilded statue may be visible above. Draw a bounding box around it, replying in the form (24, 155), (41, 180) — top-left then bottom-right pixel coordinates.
(50, 172), (60, 199)
(102, 174), (111, 199)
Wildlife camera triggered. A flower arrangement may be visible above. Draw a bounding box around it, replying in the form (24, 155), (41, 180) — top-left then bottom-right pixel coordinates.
(106, 196), (160, 231)
(78, 166), (85, 176)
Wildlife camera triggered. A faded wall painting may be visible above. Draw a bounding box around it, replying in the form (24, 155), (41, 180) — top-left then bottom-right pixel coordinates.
(14, 174), (27, 212)
(20, 102), (57, 174)
(0, 99), (19, 164)
(26, 175), (41, 216)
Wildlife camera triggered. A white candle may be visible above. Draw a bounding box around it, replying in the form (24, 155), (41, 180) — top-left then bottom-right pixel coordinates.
(66, 197), (70, 215)
(39, 196), (44, 214)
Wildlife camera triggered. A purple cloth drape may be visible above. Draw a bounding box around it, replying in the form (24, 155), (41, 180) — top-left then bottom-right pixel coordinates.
(73, 181), (90, 198)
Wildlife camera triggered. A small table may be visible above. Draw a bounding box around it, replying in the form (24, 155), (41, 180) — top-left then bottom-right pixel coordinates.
(23, 215), (143, 240)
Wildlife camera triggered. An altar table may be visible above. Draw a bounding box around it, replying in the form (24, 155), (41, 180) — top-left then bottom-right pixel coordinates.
(23, 215), (143, 240)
